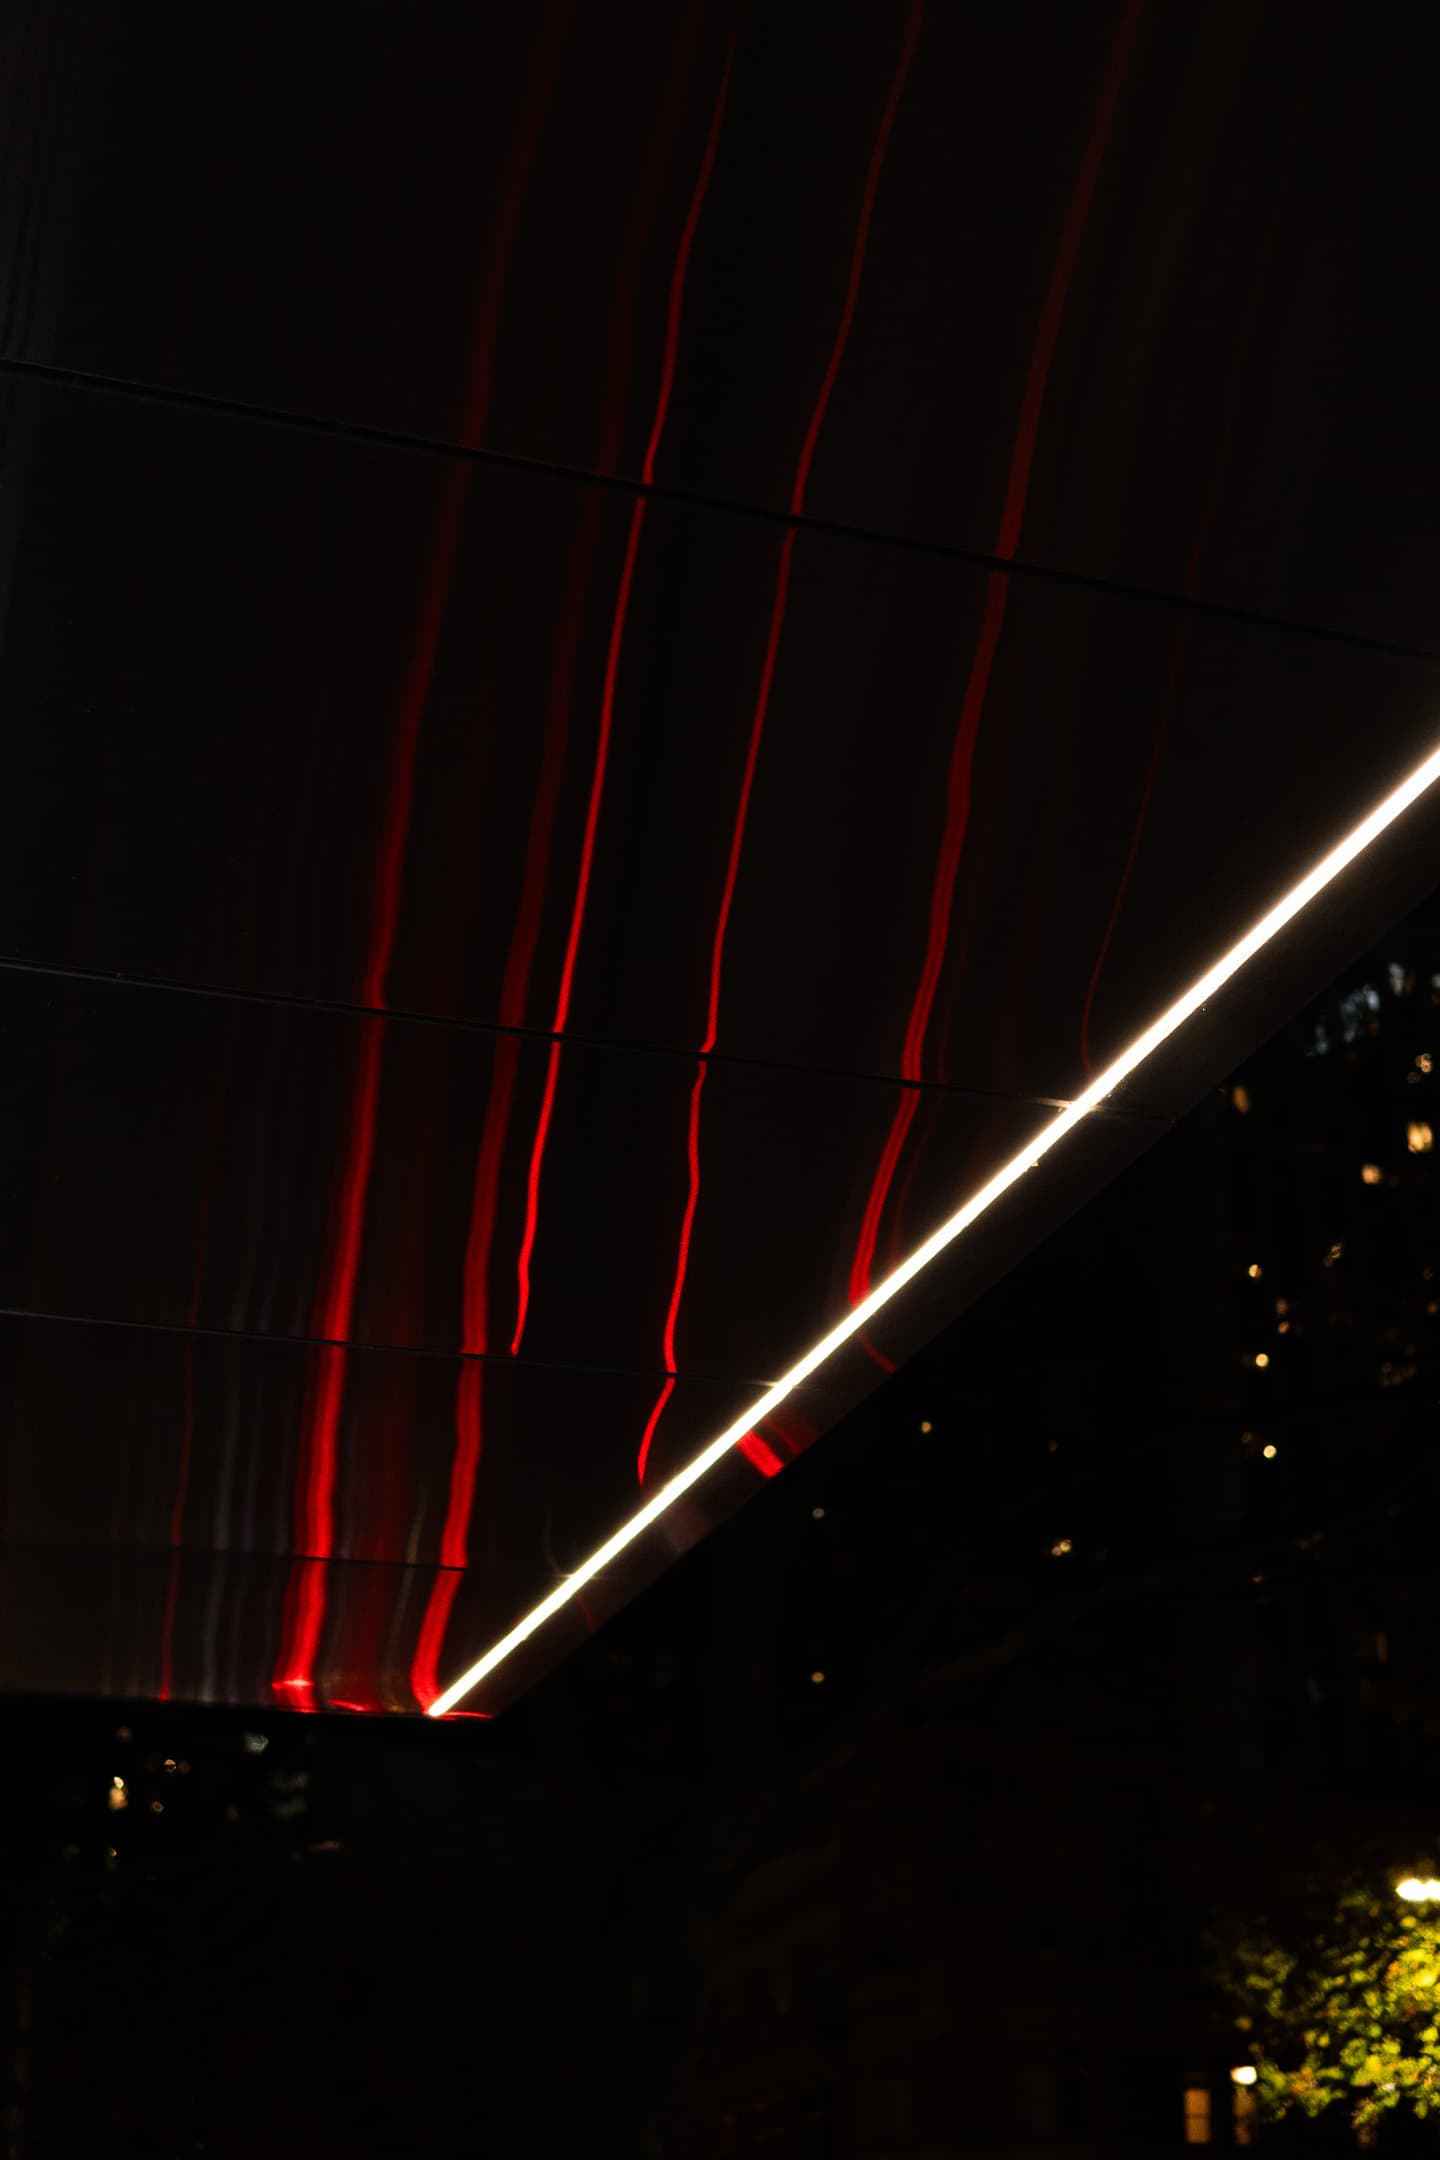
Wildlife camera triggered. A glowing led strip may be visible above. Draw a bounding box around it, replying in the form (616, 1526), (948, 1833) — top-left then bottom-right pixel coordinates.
(428, 740), (1440, 1717)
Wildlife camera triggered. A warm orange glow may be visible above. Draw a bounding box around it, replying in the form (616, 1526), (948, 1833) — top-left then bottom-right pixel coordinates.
(1418, 1052), (1433, 1073)
(1050, 1537), (1073, 1556)
(809, 1670), (825, 1685)
(1408, 1121), (1434, 1153)
(1262, 1444), (1277, 1459)
(919, 1418), (933, 1433)
(1253, 1352), (1270, 1369)
(1362, 1162), (1383, 1184)
(1247, 1262), (1262, 1279)
(1232, 1085), (1252, 1115)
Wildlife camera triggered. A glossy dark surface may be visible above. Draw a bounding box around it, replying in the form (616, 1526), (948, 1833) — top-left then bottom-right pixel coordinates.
(1, 1), (1438, 1716)
(4, 374), (1439, 1110)
(4, 1), (1439, 649)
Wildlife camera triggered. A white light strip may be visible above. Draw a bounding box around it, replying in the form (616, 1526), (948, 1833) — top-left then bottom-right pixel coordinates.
(429, 740), (1440, 1717)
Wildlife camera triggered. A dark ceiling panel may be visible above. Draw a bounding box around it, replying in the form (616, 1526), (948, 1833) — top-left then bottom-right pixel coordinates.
(0, 376), (1437, 1119)
(2, 1), (1437, 647)
(0, 0), (1437, 1718)
(0, 967), (1093, 1386)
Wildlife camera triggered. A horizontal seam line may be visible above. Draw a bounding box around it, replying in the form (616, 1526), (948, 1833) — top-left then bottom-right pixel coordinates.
(2, 353), (1437, 670)
(0, 1301), (807, 1392)
(0, 1523), (476, 1577)
(0, 949), (1151, 1119)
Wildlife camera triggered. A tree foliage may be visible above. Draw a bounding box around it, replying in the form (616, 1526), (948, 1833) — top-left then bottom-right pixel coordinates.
(1216, 1882), (1440, 2129)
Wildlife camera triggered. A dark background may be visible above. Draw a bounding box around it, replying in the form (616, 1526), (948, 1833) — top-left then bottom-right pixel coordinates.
(9, 893), (1440, 2158)
(4, 2), (1440, 2153)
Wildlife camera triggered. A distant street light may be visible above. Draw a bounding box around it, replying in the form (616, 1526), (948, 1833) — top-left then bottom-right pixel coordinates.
(1231, 2066), (1258, 2087)
(1396, 1876), (1440, 1903)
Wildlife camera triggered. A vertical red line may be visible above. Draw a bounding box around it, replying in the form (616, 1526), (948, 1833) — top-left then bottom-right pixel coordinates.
(414, 17), (731, 1703)
(275, 12), (568, 1711)
(510, 494), (648, 1359)
(410, 1567), (467, 1713)
(992, 0), (1143, 561)
(509, 29), (737, 1358)
(640, 32), (736, 489)
(846, 0), (1142, 1317)
(638, 1), (925, 1480)
(1078, 15), (1306, 1075)
(784, 0), (926, 525)
(1077, 616), (1193, 1073)
(846, 568), (1006, 1310)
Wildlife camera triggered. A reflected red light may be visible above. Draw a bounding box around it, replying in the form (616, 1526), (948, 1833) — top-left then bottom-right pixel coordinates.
(786, 0), (926, 521)
(991, 1), (1142, 561)
(847, 0), (1141, 1311)
(419, 15), (734, 1702)
(737, 1432), (784, 1479)
(510, 497), (642, 1356)
(411, 1568), (465, 1715)
(638, 1), (924, 1480)
(275, 9), (571, 1710)
(510, 26), (737, 1358)
(1079, 618), (1191, 1074)
(641, 33), (736, 491)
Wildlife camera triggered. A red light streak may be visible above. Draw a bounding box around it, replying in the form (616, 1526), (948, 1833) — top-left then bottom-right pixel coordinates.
(737, 1432), (784, 1478)
(786, 1), (926, 523)
(409, 494), (598, 1700)
(275, 1557), (329, 1706)
(273, 14), (570, 1711)
(1079, 617), (1191, 1074)
(510, 25), (736, 1357)
(410, 1565), (465, 1713)
(510, 495), (646, 1356)
(640, 34), (735, 489)
(992, 2), (1142, 562)
(847, 0), (1141, 1314)
(1081, 4), (1296, 1077)
(639, 1), (926, 1476)
(413, 16), (728, 1701)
